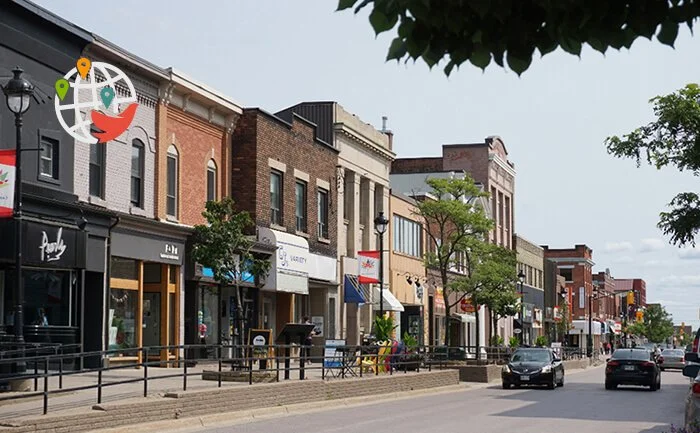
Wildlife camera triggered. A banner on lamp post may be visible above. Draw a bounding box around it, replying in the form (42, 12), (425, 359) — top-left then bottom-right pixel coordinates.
(357, 250), (380, 284)
(0, 150), (16, 218)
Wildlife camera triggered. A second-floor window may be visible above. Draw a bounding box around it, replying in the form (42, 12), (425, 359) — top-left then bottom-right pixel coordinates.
(295, 180), (307, 232)
(270, 170), (282, 225)
(392, 215), (422, 258)
(39, 136), (59, 180)
(89, 141), (105, 198)
(317, 188), (329, 239)
(207, 160), (217, 202)
(131, 139), (144, 207)
(166, 145), (178, 218)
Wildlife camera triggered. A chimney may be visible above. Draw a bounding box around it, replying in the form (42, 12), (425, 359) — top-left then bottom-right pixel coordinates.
(381, 115), (393, 150)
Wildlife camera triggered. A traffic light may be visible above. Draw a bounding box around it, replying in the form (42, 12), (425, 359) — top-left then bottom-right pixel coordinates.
(636, 310), (644, 322)
(627, 291), (635, 305)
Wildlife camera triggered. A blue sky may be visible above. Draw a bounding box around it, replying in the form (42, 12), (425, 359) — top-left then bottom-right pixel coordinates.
(34, 0), (700, 329)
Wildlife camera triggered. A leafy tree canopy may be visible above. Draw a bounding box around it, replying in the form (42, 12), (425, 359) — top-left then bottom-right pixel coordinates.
(643, 304), (675, 343)
(606, 83), (700, 246)
(337, 0), (700, 75)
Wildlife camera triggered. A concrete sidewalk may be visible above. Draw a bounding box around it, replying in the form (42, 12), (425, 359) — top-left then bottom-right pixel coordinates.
(0, 360), (325, 420)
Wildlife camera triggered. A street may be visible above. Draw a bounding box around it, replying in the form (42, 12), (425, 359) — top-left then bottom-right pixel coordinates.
(178, 366), (689, 433)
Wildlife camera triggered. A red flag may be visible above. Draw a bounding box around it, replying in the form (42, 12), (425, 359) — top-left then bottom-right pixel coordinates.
(357, 250), (380, 284)
(0, 150), (16, 218)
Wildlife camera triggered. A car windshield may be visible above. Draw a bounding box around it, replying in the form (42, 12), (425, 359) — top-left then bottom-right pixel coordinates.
(664, 349), (684, 356)
(612, 349), (651, 361)
(511, 350), (550, 363)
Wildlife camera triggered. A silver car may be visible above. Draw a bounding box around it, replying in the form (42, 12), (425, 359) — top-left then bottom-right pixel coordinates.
(660, 348), (686, 370)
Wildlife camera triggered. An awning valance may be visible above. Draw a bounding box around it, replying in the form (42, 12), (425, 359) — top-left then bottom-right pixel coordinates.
(343, 274), (369, 304)
(372, 286), (404, 312)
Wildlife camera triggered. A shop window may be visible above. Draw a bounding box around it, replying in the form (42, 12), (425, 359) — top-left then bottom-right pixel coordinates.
(270, 170), (282, 225)
(108, 288), (138, 355)
(295, 180), (307, 232)
(199, 285), (219, 347)
(392, 215), (422, 258)
(111, 257), (138, 280)
(169, 265), (177, 284)
(23, 270), (72, 326)
(89, 140), (105, 198)
(317, 188), (329, 239)
(131, 139), (144, 208)
(167, 145), (179, 218)
(559, 268), (573, 282)
(143, 263), (161, 284)
(207, 160), (217, 202)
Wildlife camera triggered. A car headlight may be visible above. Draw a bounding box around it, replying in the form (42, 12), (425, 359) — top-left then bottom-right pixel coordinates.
(541, 365), (552, 373)
(502, 364), (511, 373)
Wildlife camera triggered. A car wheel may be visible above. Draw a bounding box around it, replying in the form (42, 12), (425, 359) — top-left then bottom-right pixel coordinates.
(557, 374), (565, 387)
(547, 375), (556, 390)
(650, 378), (658, 391)
(502, 382), (510, 389)
(605, 381), (616, 390)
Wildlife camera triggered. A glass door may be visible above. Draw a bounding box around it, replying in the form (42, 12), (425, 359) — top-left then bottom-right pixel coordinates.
(143, 292), (161, 349)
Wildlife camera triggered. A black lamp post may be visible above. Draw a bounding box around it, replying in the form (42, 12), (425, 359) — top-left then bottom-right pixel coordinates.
(373, 211), (389, 317)
(2, 67), (34, 374)
(517, 270), (525, 345)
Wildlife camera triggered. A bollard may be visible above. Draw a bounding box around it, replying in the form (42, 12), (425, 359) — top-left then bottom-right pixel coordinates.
(43, 358), (49, 415)
(183, 358), (188, 391)
(97, 369), (103, 404)
(143, 348), (149, 398)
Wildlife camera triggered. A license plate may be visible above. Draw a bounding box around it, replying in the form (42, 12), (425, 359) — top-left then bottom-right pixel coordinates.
(624, 365), (635, 371)
(520, 375), (530, 381)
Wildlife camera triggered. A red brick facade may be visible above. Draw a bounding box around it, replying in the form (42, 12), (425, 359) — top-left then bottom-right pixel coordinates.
(542, 245), (594, 322)
(231, 109), (338, 258)
(593, 270), (617, 320)
(156, 104), (235, 226)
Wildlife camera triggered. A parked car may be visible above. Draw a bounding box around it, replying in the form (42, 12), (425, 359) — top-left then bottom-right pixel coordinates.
(501, 348), (564, 390)
(659, 348), (686, 371)
(605, 348), (661, 391)
(682, 361), (700, 429)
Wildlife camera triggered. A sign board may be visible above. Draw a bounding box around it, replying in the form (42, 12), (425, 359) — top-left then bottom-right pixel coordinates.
(513, 328), (522, 334)
(311, 316), (324, 337)
(247, 329), (273, 361)
(323, 339), (345, 368)
(551, 342), (562, 358)
(460, 298), (475, 313)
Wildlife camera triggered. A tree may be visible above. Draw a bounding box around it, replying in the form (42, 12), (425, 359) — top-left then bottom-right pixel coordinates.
(337, 0), (700, 76)
(555, 302), (572, 343)
(606, 83), (700, 247)
(643, 304), (675, 343)
(191, 198), (271, 349)
(413, 175), (493, 347)
(625, 321), (647, 339)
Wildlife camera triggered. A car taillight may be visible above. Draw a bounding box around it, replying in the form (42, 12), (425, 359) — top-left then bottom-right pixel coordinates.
(607, 360), (619, 367)
(693, 337), (699, 353)
(693, 383), (700, 395)
(642, 361), (655, 368)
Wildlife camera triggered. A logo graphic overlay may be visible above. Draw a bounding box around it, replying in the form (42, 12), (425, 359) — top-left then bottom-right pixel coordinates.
(54, 57), (138, 144)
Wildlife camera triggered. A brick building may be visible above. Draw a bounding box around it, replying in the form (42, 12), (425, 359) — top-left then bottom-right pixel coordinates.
(614, 278), (647, 320)
(592, 269), (617, 321)
(231, 108), (339, 345)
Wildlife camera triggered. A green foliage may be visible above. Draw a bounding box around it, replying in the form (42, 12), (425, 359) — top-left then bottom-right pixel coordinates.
(402, 332), (418, 351)
(509, 336), (520, 348)
(625, 321), (647, 338)
(470, 245), (519, 322)
(535, 335), (549, 347)
(337, 1), (700, 76)
(643, 304), (675, 343)
(555, 302), (572, 338)
(373, 315), (397, 342)
(606, 83), (700, 247)
(490, 335), (504, 347)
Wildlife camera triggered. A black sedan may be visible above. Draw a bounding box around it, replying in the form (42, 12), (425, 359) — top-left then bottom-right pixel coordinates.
(605, 348), (661, 391)
(501, 348), (565, 389)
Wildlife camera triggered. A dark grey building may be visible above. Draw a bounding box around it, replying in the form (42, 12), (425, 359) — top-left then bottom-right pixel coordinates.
(0, 0), (114, 367)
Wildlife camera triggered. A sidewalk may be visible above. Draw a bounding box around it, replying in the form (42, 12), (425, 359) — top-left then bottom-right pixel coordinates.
(0, 360), (324, 420)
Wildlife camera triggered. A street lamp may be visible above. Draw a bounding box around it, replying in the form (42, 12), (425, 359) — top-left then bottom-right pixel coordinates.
(517, 270), (525, 345)
(373, 211), (389, 317)
(2, 67), (34, 374)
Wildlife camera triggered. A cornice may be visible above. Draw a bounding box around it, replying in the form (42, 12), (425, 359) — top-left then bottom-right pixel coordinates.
(334, 124), (395, 162)
(489, 153), (516, 177)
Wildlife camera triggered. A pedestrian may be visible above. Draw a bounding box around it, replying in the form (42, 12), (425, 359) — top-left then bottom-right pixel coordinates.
(302, 316), (316, 364)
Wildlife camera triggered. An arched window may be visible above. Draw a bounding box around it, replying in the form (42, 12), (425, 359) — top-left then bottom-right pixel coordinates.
(206, 159), (217, 202)
(166, 145), (179, 218)
(131, 139), (144, 207)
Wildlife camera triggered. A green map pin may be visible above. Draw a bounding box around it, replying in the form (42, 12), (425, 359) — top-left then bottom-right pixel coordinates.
(55, 78), (69, 100)
(100, 87), (115, 108)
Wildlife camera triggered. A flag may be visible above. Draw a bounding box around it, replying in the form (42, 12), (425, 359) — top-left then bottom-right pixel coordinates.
(0, 150), (16, 218)
(357, 250), (380, 284)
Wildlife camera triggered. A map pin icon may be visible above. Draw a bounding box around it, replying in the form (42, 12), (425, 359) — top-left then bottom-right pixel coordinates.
(55, 78), (69, 101)
(76, 57), (91, 79)
(100, 87), (115, 109)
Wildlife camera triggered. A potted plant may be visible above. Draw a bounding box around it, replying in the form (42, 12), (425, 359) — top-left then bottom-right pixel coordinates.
(400, 332), (421, 371)
(535, 335), (549, 347)
(373, 315), (396, 343)
(509, 336), (520, 348)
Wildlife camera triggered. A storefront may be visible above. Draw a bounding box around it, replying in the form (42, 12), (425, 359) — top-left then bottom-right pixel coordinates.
(108, 223), (186, 365)
(308, 252), (337, 356)
(258, 227), (310, 339)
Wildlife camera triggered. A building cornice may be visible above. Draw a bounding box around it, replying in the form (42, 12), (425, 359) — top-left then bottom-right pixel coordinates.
(334, 123), (395, 162)
(489, 153), (516, 177)
(549, 257), (596, 266)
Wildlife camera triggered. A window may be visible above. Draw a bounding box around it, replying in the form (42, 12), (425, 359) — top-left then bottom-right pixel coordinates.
(207, 160), (217, 202)
(295, 181), (307, 232)
(317, 188), (329, 239)
(559, 268), (573, 282)
(39, 137), (59, 179)
(131, 140), (144, 207)
(89, 141), (105, 197)
(270, 171), (282, 225)
(166, 145), (178, 218)
(392, 215), (422, 257)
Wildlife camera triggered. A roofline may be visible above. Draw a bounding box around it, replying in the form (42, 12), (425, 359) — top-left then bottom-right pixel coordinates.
(390, 190), (419, 207)
(244, 108), (337, 153)
(11, 0), (92, 42)
(91, 36), (168, 79)
(514, 233), (544, 251)
(166, 68), (244, 115)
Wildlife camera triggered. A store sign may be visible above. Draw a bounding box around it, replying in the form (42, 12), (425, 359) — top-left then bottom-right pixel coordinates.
(39, 227), (67, 262)
(160, 243), (180, 261)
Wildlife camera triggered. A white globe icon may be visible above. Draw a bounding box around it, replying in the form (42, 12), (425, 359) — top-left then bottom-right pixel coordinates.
(54, 61), (137, 144)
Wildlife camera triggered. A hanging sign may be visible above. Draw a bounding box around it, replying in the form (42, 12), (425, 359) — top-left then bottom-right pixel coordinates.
(357, 250), (380, 284)
(0, 150), (16, 218)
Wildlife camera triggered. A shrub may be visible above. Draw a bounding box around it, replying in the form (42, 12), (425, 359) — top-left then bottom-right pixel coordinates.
(509, 336), (520, 348)
(535, 335), (549, 347)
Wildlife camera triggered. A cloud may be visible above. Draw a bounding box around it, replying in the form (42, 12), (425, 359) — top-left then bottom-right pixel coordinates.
(639, 238), (666, 252)
(658, 275), (700, 287)
(643, 259), (668, 267)
(611, 256), (634, 264)
(604, 241), (634, 253)
(679, 248), (700, 260)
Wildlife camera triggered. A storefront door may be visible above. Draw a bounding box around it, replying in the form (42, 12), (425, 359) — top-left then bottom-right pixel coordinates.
(143, 292), (161, 349)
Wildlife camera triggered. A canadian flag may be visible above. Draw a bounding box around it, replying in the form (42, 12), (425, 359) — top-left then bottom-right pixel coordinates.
(357, 250), (380, 284)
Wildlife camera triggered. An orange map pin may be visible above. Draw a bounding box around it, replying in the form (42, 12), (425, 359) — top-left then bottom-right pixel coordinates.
(76, 57), (91, 79)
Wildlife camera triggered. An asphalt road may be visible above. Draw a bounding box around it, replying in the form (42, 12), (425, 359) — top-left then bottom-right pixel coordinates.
(179, 366), (690, 433)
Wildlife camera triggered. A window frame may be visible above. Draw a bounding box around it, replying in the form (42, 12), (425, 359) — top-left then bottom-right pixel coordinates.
(37, 132), (60, 182)
(392, 214), (422, 258)
(89, 140), (106, 198)
(166, 145), (179, 218)
(270, 170), (282, 225)
(206, 159), (217, 203)
(317, 188), (329, 239)
(130, 139), (145, 208)
(295, 180), (307, 233)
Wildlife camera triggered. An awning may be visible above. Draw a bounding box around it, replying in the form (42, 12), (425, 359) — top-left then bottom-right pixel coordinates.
(343, 274), (368, 304)
(372, 286), (405, 312)
(568, 320), (602, 335)
(451, 313), (476, 323)
(258, 227), (309, 294)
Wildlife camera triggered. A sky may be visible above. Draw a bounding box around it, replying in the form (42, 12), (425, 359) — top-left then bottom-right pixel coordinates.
(33, 0), (700, 329)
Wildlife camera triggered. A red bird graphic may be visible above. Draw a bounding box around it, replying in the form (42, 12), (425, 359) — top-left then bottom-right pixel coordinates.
(90, 103), (138, 143)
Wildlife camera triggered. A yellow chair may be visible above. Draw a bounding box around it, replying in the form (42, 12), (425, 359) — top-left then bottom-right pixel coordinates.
(360, 342), (393, 374)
